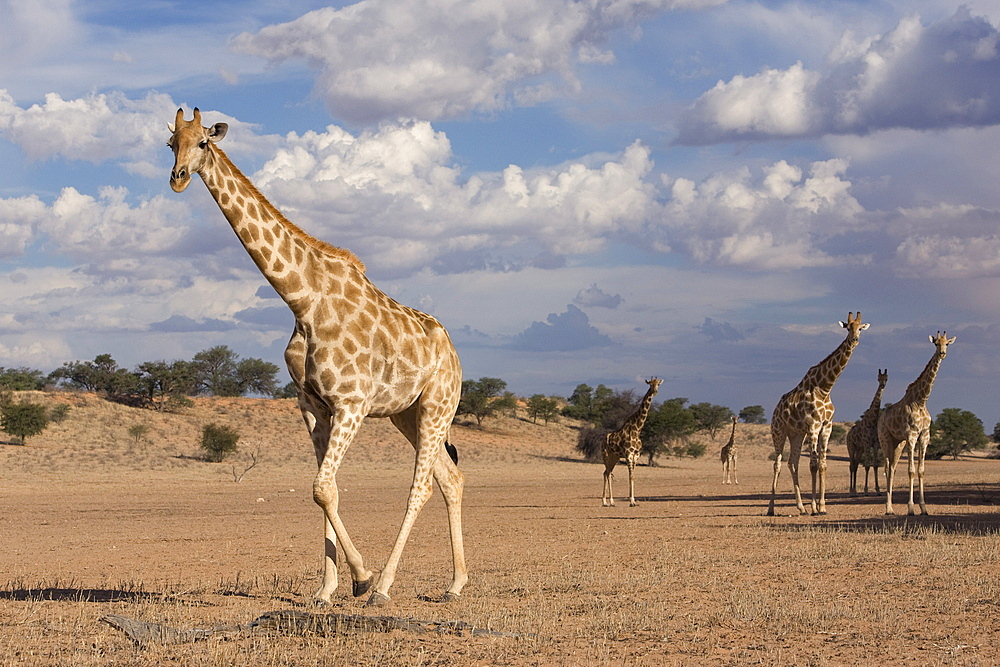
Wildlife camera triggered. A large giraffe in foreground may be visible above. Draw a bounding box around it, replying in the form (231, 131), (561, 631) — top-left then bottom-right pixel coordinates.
(767, 313), (869, 516)
(846, 369), (887, 496)
(602, 377), (662, 507)
(878, 332), (955, 516)
(168, 109), (466, 607)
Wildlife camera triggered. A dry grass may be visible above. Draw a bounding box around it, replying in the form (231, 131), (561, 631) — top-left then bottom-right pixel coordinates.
(1, 392), (999, 665)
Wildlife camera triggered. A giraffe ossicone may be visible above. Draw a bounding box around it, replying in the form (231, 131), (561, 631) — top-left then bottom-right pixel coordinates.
(167, 108), (467, 607)
(767, 312), (869, 517)
(601, 377), (662, 507)
(878, 331), (955, 516)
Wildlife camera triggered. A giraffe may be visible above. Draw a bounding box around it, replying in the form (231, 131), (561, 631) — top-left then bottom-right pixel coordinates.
(602, 377), (662, 507)
(846, 369), (887, 496)
(767, 312), (869, 516)
(878, 332), (955, 516)
(167, 108), (466, 607)
(721, 415), (739, 484)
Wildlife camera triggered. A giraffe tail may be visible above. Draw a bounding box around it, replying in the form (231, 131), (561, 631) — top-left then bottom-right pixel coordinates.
(445, 441), (459, 465)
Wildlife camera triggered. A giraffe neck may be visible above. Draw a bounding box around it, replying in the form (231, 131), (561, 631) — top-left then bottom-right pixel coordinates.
(623, 386), (657, 433)
(798, 334), (859, 394)
(727, 420), (737, 447)
(866, 382), (885, 414)
(903, 352), (945, 406)
(198, 144), (365, 315)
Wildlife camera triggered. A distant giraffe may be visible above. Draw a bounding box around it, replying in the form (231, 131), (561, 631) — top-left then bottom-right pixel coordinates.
(602, 377), (662, 507)
(721, 416), (739, 484)
(846, 369), (887, 496)
(879, 332), (955, 516)
(767, 313), (869, 516)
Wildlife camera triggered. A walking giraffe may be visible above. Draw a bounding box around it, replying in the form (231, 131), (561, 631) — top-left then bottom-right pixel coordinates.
(767, 313), (869, 516)
(721, 415), (739, 484)
(846, 369), (887, 496)
(878, 332), (955, 516)
(602, 377), (662, 507)
(168, 109), (466, 607)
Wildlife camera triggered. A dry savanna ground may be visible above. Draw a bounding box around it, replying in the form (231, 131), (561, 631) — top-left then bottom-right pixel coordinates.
(2, 391), (1000, 666)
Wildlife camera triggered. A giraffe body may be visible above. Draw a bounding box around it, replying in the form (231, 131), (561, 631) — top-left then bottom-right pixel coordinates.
(602, 377), (662, 507)
(878, 332), (954, 516)
(721, 416), (739, 484)
(846, 369), (887, 496)
(168, 109), (466, 606)
(767, 313), (868, 516)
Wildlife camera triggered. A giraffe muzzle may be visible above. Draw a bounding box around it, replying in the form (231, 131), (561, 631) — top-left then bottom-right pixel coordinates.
(170, 167), (190, 193)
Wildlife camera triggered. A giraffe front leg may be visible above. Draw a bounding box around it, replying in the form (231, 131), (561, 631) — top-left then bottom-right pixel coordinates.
(905, 442), (918, 516)
(882, 447), (901, 515)
(627, 459), (638, 507)
(916, 432), (930, 515)
(602, 468), (615, 507)
(766, 452), (782, 516)
(732, 457), (738, 485)
(369, 444), (439, 606)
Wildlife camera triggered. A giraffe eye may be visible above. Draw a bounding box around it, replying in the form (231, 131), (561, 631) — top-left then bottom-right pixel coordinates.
(199, 141), (208, 149)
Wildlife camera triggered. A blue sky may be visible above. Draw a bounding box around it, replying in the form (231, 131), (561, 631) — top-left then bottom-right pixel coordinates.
(2, 0), (1000, 429)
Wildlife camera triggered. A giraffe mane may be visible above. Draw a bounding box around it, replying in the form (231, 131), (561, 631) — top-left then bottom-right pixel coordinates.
(212, 144), (367, 274)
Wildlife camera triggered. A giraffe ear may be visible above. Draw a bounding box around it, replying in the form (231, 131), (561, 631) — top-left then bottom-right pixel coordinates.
(839, 321), (847, 328)
(208, 123), (228, 141)
(860, 323), (870, 330)
(947, 336), (956, 345)
(928, 334), (935, 344)
(166, 122), (175, 133)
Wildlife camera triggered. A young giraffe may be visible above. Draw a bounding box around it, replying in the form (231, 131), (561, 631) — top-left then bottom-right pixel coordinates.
(878, 332), (955, 516)
(767, 312), (869, 516)
(168, 109), (466, 607)
(602, 377), (662, 507)
(721, 415), (739, 484)
(846, 369), (887, 496)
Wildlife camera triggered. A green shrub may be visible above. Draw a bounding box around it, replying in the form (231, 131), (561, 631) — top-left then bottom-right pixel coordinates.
(49, 403), (71, 423)
(1, 402), (49, 445)
(201, 423), (240, 462)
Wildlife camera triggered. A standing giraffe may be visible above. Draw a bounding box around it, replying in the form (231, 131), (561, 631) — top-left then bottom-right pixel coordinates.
(602, 377), (662, 507)
(721, 415), (739, 484)
(767, 312), (869, 516)
(168, 109), (466, 607)
(878, 332), (955, 516)
(846, 369), (887, 496)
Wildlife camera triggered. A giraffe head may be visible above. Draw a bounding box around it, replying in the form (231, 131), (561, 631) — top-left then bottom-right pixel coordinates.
(877, 368), (888, 386)
(929, 331), (956, 356)
(646, 377), (663, 395)
(837, 311), (870, 343)
(167, 108), (229, 193)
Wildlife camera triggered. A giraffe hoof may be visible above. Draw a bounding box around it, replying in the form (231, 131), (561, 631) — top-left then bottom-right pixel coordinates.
(365, 591), (390, 607)
(440, 591), (461, 603)
(352, 577), (374, 598)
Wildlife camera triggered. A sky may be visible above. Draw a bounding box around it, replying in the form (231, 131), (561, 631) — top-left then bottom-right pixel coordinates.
(2, 0), (1000, 429)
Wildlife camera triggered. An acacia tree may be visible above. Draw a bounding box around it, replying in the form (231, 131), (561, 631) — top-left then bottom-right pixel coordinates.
(457, 377), (510, 426)
(739, 405), (767, 424)
(526, 394), (560, 424)
(0, 401), (49, 445)
(929, 408), (988, 460)
(689, 402), (734, 439)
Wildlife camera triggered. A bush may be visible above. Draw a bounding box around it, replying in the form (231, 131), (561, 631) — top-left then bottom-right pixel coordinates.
(201, 423), (240, 462)
(49, 404), (71, 423)
(1, 401), (49, 445)
(128, 424), (150, 446)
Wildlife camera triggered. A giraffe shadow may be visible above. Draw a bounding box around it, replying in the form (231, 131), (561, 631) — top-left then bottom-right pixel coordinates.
(0, 588), (174, 603)
(772, 513), (1000, 536)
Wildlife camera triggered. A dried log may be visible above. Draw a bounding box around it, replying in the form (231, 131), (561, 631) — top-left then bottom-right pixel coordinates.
(101, 609), (533, 645)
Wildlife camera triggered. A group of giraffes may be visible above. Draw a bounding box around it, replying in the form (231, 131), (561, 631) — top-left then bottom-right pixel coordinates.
(598, 313), (955, 519)
(166, 110), (954, 609)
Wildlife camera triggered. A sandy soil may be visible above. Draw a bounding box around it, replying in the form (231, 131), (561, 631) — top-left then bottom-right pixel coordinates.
(1, 393), (999, 666)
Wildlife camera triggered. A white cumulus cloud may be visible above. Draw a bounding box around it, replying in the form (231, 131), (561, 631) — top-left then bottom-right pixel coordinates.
(675, 7), (1000, 144)
(232, 0), (724, 123)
